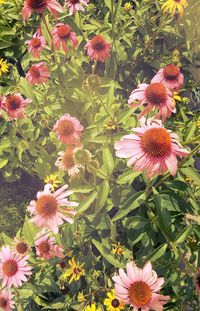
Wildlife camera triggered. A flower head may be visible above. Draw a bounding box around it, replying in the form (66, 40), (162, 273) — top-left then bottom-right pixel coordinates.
(0, 246), (32, 288)
(77, 291), (85, 302)
(84, 303), (101, 311)
(61, 257), (85, 283)
(3, 93), (31, 119)
(85, 35), (111, 62)
(27, 184), (78, 234)
(115, 118), (189, 178)
(44, 174), (61, 191)
(0, 59), (9, 77)
(128, 82), (175, 122)
(66, 0), (89, 15)
(151, 64), (184, 91)
(0, 290), (15, 311)
(104, 290), (124, 311)
(124, 2), (132, 11)
(26, 62), (50, 85)
(112, 261), (170, 310)
(25, 29), (46, 59)
(112, 243), (125, 256)
(55, 148), (82, 177)
(22, 0), (63, 21)
(162, 0), (188, 17)
(11, 237), (29, 257)
(52, 23), (78, 53)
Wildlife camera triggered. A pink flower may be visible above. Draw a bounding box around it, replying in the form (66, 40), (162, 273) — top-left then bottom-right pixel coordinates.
(66, 0), (89, 15)
(85, 35), (111, 62)
(25, 29), (46, 58)
(112, 261), (170, 311)
(151, 64), (184, 91)
(53, 113), (84, 145)
(35, 229), (64, 260)
(0, 290), (15, 311)
(11, 238), (29, 257)
(128, 82), (175, 122)
(22, 0), (63, 21)
(3, 93), (31, 119)
(55, 147), (82, 177)
(52, 23), (78, 53)
(0, 246), (32, 288)
(27, 184), (78, 234)
(115, 118), (189, 178)
(26, 62), (50, 85)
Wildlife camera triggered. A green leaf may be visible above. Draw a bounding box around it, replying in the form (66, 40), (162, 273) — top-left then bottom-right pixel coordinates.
(123, 216), (148, 229)
(78, 191), (98, 213)
(180, 167), (200, 186)
(102, 144), (115, 175)
(174, 225), (194, 244)
(0, 159), (8, 168)
(95, 180), (110, 212)
(117, 169), (140, 185)
(22, 216), (38, 244)
(144, 243), (168, 262)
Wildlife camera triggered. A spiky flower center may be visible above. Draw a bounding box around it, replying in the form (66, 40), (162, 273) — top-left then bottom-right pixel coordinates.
(27, 0), (47, 9)
(57, 119), (75, 136)
(29, 66), (41, 79)
(57, 25), (71, 39)
(163, 64), (180, 80)
(38, 241), (51, 254)
(0, 297), (8, 308)
(31, 37), (41, 48)
(128, 281), (152, 306)
(73, 267), (82, 275)
(91, 35), (106, 51)
(141, 128), (171, 157)
(2, 259), (18, 277)
(5, 95), (21, 110)
(16, 242), (28, 254)
(145, 83), (167, 105)
(62, 151), (75, 169)
(36, 195), (58, 217)
(111, 298), (120, 307)
(69, 0), (80, 3)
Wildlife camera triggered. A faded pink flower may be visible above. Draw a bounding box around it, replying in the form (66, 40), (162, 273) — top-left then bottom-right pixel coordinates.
(27, 184), (78, 234)
(53, 114), (84, 145)
(115, 118), (189, 178)
(25, 29), (46, 58)
(151, 64), (184, 91)
(22, 0), (63, 21)
(112, 261), (170, 311)
(0, 290), (15, 311)
(0, 246), (32, 288)
(26, 62), (50, 85)
(52, 23), (78, 53)
(3, 94), (31, 119)
(85, 35), (111, 62)
(55, 147), (82, 177)
(11, 237), (29, 257)
(66, 0), (89, 15)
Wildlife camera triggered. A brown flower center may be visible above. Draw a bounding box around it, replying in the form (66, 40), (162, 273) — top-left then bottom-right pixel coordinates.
(62, 151), (75, 169)
(31, 37), (41, 48)
(57, 25), (71, 39)
(16, 242), (28, 254)
(163, 64), (180, 80)
(2, 259), (18, 277)
(111, 298), (120, 308)
(91, 35), (106, 51)
(141, 128), (171, 157)
(5, 95), (21, 110)
(27, 0), (47, 9)
(29, 65), (40, 79)
(73, 267), (82, 275)
(145, 83), (167, 105)
(69, 0), (79, 3)
(36, 195), (58, 217)
(0, 297), (8, 308)
(38, 241), (51, 254)
(57, 119), (75, 136)
(128, 281), (152, 306)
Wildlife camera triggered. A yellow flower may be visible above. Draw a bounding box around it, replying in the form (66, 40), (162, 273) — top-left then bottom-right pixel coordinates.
(44, 174), (61, 191)
(0, 59), (9, 77)
(124, 2), (132, 11)
(162, 0), (188, 17)
(77, 291), (85, 302)
(61, 257), (85, 284)
(0, 0), (6, 4)
(112, 242), (125, 255)
(84, 303), (101, 311)
(173, 92), (188, 103)
(104, 290), (124, 311)
(196, 120), (200, 129)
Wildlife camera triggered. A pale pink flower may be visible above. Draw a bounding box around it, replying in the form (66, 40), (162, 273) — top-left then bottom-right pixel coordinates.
(3, 94), (31, 119)
(85, 35), (111, 62)
(112, 261), (170, 311)
(25, 29), (46, 58)
(66, 0), (89, 15)
(128, 82), (175, 123)
(151, 64), (184, 91)
(55, 147), (82, 177)
(0, 290), (15, 311)
(26, 62), (50, 85)
(52, 23), (78, 53)
(35, 229), (64, 260)
(11, 237), (29, 257)
(22, 0), (63, 21)
(115, 117), (189, 178)
(0, 246), (32, 288)
(27, 184), (78, 234)
(53, 113), (84, 145)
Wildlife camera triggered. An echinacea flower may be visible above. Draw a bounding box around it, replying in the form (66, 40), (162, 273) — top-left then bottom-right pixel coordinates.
(128, 82), (175, 122)
(112, 243), (125, 256)
(25, 29), (46, 58)
(112, 261), (170, 310)
(104, 290), (124, 311)
(0, 245), (32, 288)
(85, 35), (111, 62)
(27, 184), (78, 234)
(26, 62), (50, 85)
(22, 0), (63, 21)
(61, 257), (85, 283)
(115, 118), (189, 178)
(11, 237), (29, 257)
(162, 0), (188, 17)
(53, 114), (84, 145)
(66, 0), (89, 15)
(151, 64), (184, 91)
(44, 174), (61, 191)
(0, 290), (15, 311)
(52, 23), (78, 53)
(55, 148), (82, 177)
(35, 229), (64, 260)
(84, 304), (101, 311)
(0, 59), (9, 77)
(3, 94), (31, 119)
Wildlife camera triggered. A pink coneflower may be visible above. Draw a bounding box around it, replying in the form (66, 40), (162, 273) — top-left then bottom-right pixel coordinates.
(112, 261), (170, 310)
(22, 0), (63, 21)
(52, 23), (78, 53)
(66, 0), (89, 15)
(151, 64), (184, 91)
(35, 229), (64, 260)
(55, 148), (82, 177)
(85, 35), (111, 62)
(0, 290), (15, 311)
(25, 29), (46, 58)
(27, 184), (78, 234)
(53, 114), (84, 145)
(3, 94), (31, 119)
(128, 82), (175, 122)
(11, 237), (29, 257)
(115, 118), (189, 178)
(26, 62), (50, 85)
(0, 246), (32, 288)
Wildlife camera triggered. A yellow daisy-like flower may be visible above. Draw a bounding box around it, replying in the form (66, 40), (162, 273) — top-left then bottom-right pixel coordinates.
(61, 257), (85, 284)
(162, 0), (188, 17)
(0, 59), (9, 76)
(0, 0), (6, 4)
(104, 290), (124, 311)
(84, 303), (101, 311)
(77, 291), (85, 302)
(173, 92), (188, 103)
(112, 242), (125, 255)
(44, 174), (61, 191)
(124, 2), (132, 11)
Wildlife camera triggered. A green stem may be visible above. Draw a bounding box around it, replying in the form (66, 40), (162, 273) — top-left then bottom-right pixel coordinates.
(183, 134), (200, 145)
(97, 95), (113, 118)
(14, 288), (24, 311)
